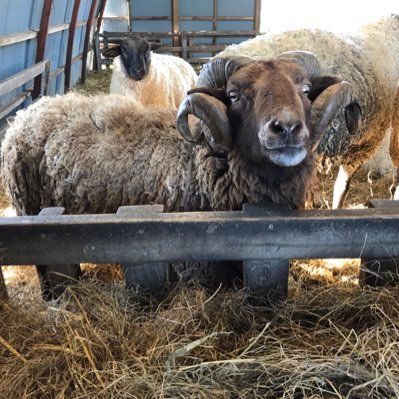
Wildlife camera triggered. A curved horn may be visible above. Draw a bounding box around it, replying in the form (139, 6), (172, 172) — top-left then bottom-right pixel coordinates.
(277, 50), (322, 78)
(310, 81), (362, 148)
(197, 56), (255, 88)
(176, 93), (232, 154)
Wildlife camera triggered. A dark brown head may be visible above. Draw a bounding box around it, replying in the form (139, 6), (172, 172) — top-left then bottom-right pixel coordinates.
(102, 36), (161, 81)
(177, 52), (362, 168)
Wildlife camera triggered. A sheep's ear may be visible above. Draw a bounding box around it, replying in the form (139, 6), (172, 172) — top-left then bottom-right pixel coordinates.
(344, 101), (362, 135)
(308, 75), (341, 102)
(187, 87), (229, 106)
(149, 41), (162, 51)
(102, 45), (121, 58)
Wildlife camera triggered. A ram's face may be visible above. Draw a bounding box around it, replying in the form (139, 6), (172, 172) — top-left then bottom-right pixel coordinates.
(224, 61), (311, 167)
(120, 37), (151, 81)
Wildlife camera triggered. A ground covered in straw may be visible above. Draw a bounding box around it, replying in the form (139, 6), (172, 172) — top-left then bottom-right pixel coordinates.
(1, 69), (398, 398)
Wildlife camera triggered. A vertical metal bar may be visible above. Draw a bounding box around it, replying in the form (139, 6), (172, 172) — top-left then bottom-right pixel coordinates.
(254, 0), (261, 33)
(172, 0), (179, 51)
(33, 0), (53, 99)
(81, 0), (98, 84)
(65, 0), (82, 92)
(126, 0), (132, 32)
(96, 0), (107, 32)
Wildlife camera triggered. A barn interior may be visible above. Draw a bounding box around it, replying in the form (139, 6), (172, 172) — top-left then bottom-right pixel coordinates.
(0, 1), (399, 397)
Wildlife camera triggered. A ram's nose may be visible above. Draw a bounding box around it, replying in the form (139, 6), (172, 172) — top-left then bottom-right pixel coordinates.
(270, 118), (303, 138)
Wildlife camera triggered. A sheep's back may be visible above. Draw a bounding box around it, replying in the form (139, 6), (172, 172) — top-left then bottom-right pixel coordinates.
(1, 93), (193, 215)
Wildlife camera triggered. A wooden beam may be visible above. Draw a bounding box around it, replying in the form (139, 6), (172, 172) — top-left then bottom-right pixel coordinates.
(0, 92), (29, 120)
(103, 15), (255, 21)
(254, 0), (261, 33)
(1, 206), (399, 265)
(0, 31), (37, 47)
(81, 0), (98, 83)
(126, 0), (132, 32)
(171, 0), (179, 49)
(33, 0), (52, 99)
(64, 0), (82, 92)
(0, 61), (48, 96)
(213, 0), (218, 31)
(212, 0), (218, 50)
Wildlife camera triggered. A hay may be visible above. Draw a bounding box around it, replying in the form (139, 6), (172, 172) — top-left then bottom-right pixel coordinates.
(1, 280), (398, 398)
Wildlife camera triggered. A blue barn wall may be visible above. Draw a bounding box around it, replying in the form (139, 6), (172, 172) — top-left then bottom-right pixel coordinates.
(103, 0), (256, 35)
(0, 0), (102, 121)
(103, 0), (257, 56)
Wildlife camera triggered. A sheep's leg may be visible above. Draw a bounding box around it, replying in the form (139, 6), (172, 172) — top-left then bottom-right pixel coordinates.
(332, 164), (357, 208)
(389, 89), (399, 199)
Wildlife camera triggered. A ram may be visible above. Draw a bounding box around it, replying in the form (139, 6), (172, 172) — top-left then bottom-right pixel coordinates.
(103, 36), (198, 109)
(1, 53), (359, 283)
(218, 15), (399, 207)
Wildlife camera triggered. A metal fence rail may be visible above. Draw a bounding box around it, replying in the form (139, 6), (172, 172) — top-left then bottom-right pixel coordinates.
(0, 202), (399, 300)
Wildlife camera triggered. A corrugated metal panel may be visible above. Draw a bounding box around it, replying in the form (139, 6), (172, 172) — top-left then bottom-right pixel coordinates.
(218, 0), (255, 17)
(132, 21), (171, 33)
(104, 0), (128, 17)
(179, 0), (213, 17)
(103, 20), (129, 32)
(133, 0), (171, 17)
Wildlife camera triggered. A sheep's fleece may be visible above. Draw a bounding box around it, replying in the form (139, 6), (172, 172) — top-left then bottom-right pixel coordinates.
(2, 92), (319, 284)
(218, 15), (399, 205)
(1, 94), (189, 216)
(110, 52), (198, 108)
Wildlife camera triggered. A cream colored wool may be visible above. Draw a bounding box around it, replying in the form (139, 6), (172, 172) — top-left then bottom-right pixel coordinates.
(110, 52), (198, 109)
(218, 15), (399, 204)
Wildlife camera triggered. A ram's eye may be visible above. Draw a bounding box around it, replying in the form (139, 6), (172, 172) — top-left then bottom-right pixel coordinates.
(228, 90), (240, 102)
(302, 84), (311, 96)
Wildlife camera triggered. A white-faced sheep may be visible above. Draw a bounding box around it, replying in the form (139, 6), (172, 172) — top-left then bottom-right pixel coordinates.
(217, 15), (399, 207)
(1, 53), (360, 286)
(103, 36), (198, 109)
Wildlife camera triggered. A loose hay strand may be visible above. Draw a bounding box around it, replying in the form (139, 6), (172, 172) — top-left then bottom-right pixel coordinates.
(0, 334), (27, 362)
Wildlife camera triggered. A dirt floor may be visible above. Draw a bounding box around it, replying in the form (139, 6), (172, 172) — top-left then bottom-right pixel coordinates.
(0, 70), (398, 398)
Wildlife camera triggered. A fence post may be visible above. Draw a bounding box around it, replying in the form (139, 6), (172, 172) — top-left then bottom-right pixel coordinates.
(242, 203), (291, 299)
(117, 205), (172, 295)
(360, 199), (399, 286)
(36, 207), (82, 300)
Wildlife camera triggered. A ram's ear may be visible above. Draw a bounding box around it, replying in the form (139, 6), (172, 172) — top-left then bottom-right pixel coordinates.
(149, 41), (162, 51)
(344, 101), (362, 135)
(308, 75), (342, 101)
(187, 87), (229, 106)
(102, 45), (121, 58)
